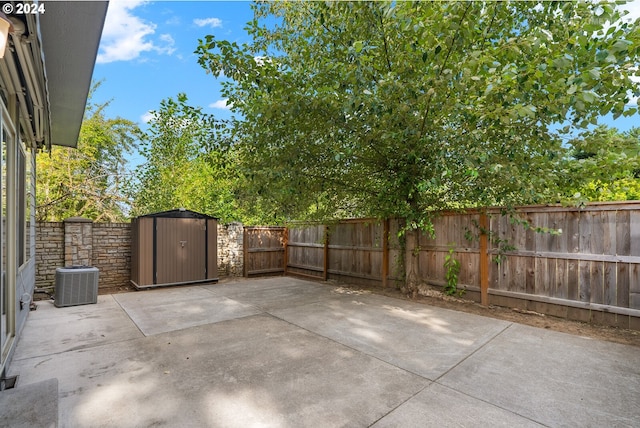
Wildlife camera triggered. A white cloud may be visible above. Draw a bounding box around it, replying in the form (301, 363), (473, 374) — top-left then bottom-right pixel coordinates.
(165, 16), (181, 26)
(141, 111), (154, 123)
(209, 99), (232, 110)
(194, 17), (223, 28)
(97, 1), (176, 64)
(157, 34), (176, 55)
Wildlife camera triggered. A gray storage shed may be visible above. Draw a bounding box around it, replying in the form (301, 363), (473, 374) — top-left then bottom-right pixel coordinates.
(131, 209), (219, 289)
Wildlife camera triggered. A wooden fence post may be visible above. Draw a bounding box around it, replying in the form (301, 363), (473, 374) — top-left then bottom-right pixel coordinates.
(243, 226), (248, 278)
(323, 224), (329, 281)
(382, 218), (389, 289)
(283, 227), (288, 276)
(479, 213), (489, 306)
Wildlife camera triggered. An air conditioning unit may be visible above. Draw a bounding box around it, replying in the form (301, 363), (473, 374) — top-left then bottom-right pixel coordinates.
(54, 266), (99, 307)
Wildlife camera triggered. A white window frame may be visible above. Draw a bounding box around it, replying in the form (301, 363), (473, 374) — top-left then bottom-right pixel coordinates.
(0, 99), (16, 366)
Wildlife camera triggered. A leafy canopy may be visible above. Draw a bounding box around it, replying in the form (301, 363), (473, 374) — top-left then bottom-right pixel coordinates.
(196, 1), (640, 226)
(36, 81), (138, 222)
(565, 126), (640, 202)
(129, 94), (241, 222)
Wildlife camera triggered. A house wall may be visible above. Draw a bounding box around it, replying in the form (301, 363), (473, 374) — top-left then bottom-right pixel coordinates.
(35, 220), (245, 292)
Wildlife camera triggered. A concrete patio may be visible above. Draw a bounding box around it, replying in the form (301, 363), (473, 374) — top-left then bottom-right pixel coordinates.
(2, 276), (639, 427)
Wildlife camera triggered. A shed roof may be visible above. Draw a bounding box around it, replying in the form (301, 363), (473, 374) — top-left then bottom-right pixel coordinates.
(135, 209), (219, 220)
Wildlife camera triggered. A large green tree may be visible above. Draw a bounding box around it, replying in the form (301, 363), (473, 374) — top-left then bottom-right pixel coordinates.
(197, 1), (639, 221)
(196, 1), (640, 290)
(129, 94), (240, 221)
(36, 82), (138, 221)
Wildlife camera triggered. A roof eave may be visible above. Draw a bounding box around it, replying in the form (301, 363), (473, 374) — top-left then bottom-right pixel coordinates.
(39, 1), (108, 149)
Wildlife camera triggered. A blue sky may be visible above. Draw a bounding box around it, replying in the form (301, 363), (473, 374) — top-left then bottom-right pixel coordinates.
(93, 1), (255, 126)
(92, 0), (640, 148)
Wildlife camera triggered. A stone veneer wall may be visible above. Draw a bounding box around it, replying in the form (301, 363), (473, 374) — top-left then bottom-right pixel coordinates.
(34, 222), (65, 290)
(92, 223), (132, 290)
(35, 219), (245, 292)
(217, 222), (244, 277)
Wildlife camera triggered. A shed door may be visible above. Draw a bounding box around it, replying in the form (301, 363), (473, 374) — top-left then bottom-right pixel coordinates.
(156, 218), (207, 284)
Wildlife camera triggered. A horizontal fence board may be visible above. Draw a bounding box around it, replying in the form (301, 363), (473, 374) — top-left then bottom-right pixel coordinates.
(327, 269), (382, 281)
(287, 242), (325, 249)
(288, 263), (324, 272)
(248, 268), (286, 275)
(327, 245), (384, 252)
(488, 250), (640, 264)
(247, 248), (285, 253)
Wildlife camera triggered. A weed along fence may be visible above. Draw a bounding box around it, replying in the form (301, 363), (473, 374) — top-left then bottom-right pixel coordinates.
(242, 202), (640, 330)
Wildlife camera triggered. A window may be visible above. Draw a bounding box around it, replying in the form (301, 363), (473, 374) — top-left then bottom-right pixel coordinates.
(1, 111), (9, 357)
(17, 142), (24, 267)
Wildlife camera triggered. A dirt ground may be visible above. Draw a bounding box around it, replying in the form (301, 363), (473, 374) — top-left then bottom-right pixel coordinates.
(36, 278), (640, 348)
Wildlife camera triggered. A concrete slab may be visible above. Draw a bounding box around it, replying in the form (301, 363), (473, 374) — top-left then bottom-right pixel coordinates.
(113, 286), (262, 336)
(13, 296), (143, 359)
(271, 292), (511, 380)
(10, 314), (428, 428)
(202, 276), (318, 295)
(0, 378), (58, 428)
(7, 277), (640, 427)
(440, 323), (640, 427)
(372, 382), (543, 427)
(203, 277), (336, 311)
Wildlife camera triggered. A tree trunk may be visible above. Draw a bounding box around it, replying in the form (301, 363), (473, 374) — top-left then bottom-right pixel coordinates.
(404, 228), (419, 298)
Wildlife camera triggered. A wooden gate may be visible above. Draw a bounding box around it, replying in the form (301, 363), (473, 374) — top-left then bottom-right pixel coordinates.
(243, 227), (286, 277)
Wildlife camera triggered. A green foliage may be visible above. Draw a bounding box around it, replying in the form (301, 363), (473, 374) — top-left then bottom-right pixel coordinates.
(443, 247), (463, 297)
(129, 94), (241, 222)
(36, 81), (138, 221)
(563, 126), (640, 203)
(196, 1), (640, 228)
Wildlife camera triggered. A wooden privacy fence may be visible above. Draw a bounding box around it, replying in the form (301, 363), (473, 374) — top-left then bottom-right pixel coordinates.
(244, 220), (403, 286)
(417, 203), (640, 312)
(285, 219), (404, 287)
(243, 202), (640, 329)
(243, 226), (286, 277)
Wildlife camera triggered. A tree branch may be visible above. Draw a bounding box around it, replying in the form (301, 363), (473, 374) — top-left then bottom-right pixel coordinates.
(419, 2), (473, 138)
(378, 8), (392, 73)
